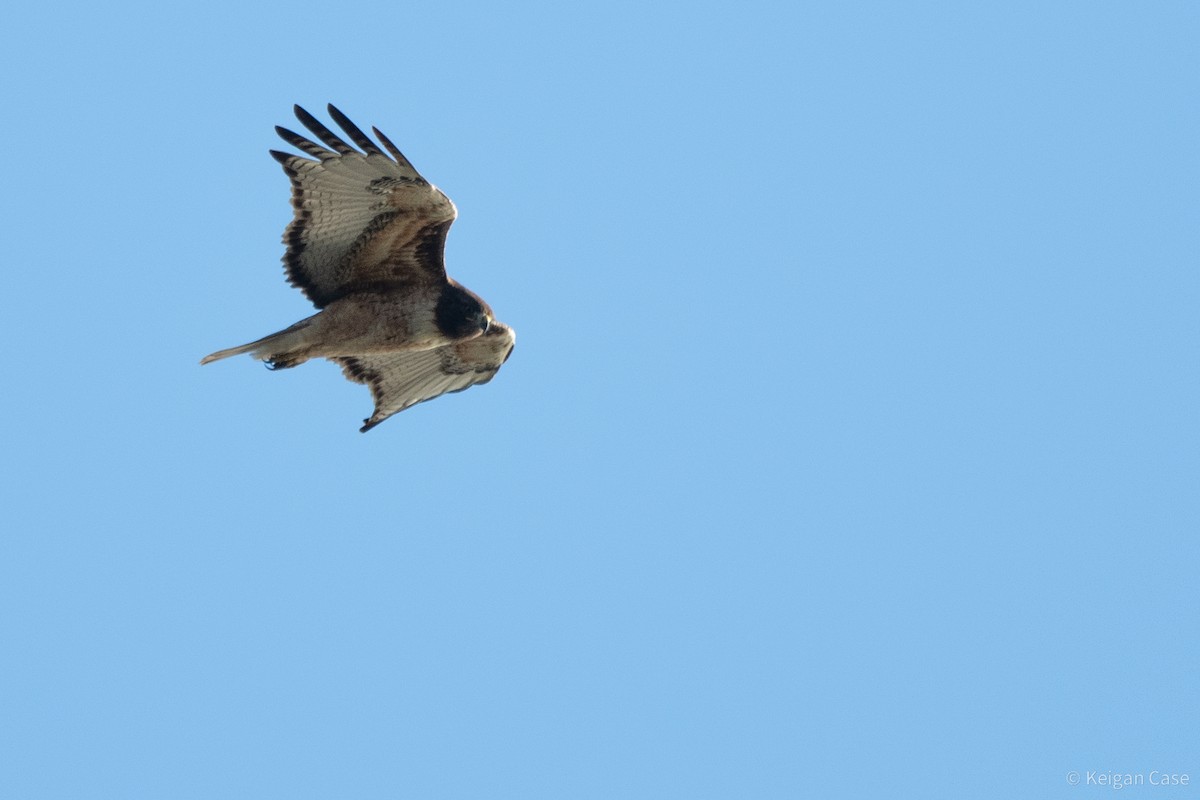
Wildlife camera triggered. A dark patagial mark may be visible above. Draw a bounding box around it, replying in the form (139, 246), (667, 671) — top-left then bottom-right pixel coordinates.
(412, 221), (451, 273)
(369, 176), (415, 193)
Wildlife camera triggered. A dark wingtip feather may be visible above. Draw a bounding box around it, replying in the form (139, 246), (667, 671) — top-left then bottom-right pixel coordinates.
(371, 126), (416, 170)
(327, 104), (384, 157)
(293, 104), (354, 155)
(275, 125), (331, 160)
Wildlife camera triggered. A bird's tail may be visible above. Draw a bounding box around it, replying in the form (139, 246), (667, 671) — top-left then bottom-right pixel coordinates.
(200, 318), (315, 367)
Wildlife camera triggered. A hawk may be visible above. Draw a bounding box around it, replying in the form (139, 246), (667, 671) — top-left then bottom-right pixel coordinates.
(201, 104), (515, 432)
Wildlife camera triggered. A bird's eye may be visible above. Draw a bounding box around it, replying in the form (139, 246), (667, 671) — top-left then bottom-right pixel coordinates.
(480, 316), (492, 333)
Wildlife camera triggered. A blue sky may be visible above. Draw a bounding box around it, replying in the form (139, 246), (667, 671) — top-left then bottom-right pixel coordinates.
(2, 1), (1197, 798)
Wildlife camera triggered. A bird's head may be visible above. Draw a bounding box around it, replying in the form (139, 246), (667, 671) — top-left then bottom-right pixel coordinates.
(437, 281), (495, 340)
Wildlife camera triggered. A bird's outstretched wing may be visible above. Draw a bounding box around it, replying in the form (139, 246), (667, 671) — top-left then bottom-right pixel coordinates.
(270, 104), (457, 308)
(332, 322), (516, 432)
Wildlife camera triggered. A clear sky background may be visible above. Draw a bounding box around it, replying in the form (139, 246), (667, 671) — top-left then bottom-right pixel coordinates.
(2, 2), (1196, 798)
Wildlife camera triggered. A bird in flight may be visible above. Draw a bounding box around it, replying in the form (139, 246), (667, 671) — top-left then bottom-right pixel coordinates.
(201, 104), (515, 432)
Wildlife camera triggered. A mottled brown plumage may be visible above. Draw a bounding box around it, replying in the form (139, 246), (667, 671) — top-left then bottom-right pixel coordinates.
(201, 104), (515, 431)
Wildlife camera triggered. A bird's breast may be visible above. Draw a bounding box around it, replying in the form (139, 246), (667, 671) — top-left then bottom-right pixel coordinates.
(311, 290), (449, 355)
